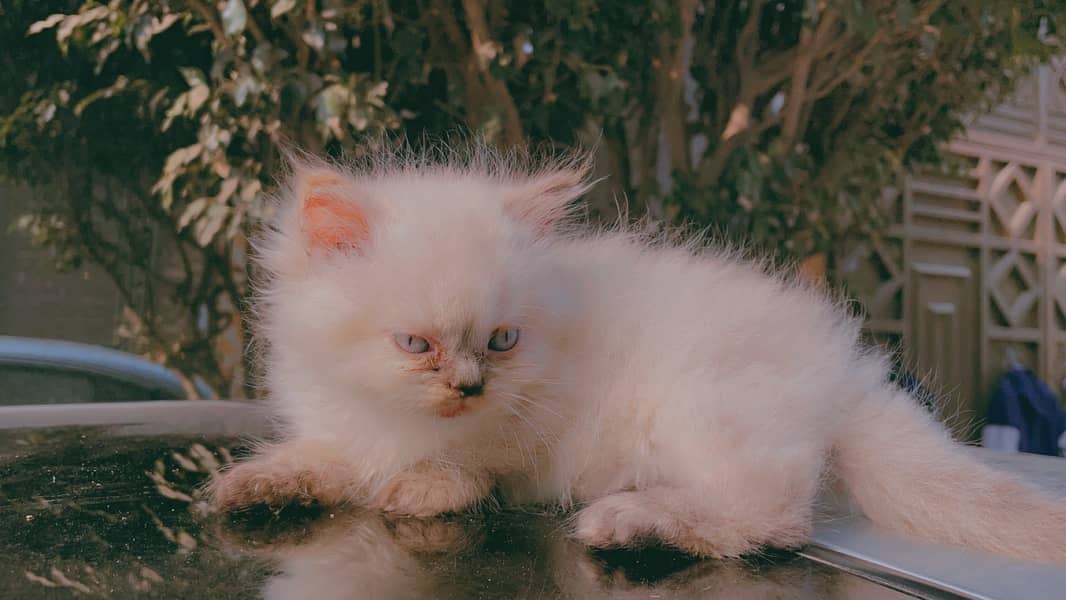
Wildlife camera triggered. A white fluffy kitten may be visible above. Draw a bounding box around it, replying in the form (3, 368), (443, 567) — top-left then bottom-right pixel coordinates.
(210, 144), (1066, 563)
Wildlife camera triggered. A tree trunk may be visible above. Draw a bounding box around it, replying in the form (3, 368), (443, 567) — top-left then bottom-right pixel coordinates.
(797, 252), (828, 285)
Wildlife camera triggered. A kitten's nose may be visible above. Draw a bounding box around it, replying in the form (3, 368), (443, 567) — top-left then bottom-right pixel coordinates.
(454, 383), (484, 397)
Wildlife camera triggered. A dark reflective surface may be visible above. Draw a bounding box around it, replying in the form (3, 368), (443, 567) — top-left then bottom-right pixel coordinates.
(0, 427), (911, 598)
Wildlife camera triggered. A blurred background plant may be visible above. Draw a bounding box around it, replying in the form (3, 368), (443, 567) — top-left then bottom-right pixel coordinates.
(1, 0), (1061, 396)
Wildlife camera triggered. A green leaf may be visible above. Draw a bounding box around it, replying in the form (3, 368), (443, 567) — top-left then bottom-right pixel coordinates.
(315, 84), (350, 124)
(270, 0), (298, 19)
(302, 23), (325, 51)
(802, 0), (818, 22)
(55, 6), (109, 47)
(233, 77), (258, 107)
(178, 197), (210, 230)
(133, 14), (155, 58)
(162, 94), (187, 132)
(160, 186), (174, 213)
(225, 205), (246, 240)
(35, 102), (56, 127)
(187, 86), (210, 112)
(366, 81), (388, 107)
(250, 49), (269, 75)
(217, 176), (240, 203)
(240, 179), (262, 203)
(221, 0), (248, 36)
(194, 204), (229, 246)
(179, 67), (208, 88)
(27, 14), (66, 35)
(161, 144), (203, 177)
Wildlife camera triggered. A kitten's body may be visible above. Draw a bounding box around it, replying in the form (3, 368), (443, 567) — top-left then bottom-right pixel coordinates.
(211, 146), (1066, 563)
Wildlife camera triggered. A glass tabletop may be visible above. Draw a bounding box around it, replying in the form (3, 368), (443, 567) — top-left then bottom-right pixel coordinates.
(0, 426), (915, 599)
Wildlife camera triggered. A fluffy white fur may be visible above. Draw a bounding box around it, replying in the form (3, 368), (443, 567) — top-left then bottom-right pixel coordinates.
(210, 143), (1066, 563)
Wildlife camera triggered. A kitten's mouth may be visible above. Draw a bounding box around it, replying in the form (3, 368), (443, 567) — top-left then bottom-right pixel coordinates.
(432, 395), (483, 418)
(435, 402), (468, 418)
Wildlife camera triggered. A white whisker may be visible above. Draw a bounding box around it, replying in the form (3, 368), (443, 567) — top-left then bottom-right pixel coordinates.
(498, 390), (565, 420)
(506, 402), (557, 460)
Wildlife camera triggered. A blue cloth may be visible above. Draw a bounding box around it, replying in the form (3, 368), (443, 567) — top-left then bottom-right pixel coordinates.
(986, 367), (1066, 456)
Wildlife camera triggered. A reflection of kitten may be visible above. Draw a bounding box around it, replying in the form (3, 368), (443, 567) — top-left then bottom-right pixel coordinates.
(223, 509), (854, 600)
(248, 513), (459, 600)
(210, 144), (1066, 564)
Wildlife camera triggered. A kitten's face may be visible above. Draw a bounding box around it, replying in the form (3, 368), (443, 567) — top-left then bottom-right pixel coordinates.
(266, 164), (583, 425)
(388, 325), (520, 418)
(357, 233), (543, 420)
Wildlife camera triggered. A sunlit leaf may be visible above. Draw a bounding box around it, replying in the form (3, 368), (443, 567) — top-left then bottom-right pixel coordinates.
(194, 204), (229, 246)
(366, 80), (388, 107)
(35, 103), (56, 127)
(270, 0), (298, 19)
(161, 94), (187, 132)
(132, 14), (155, 58)
(302, 23), (325, 51)
(55, 6), (109, 47)
(161, 144), (203, 176)
(221, 0), (248, 36)
(26, 14), (65, 35)
(240, 179), (262, 202)
(178, 67), (207, 88)
(217, 176), (239, 203)
(178, 197), (210, 230)
(315, 84), (349, 124)
(233, 77), (259, 107)
(226, 205), (246, 239)
(187, 85), (210, 112)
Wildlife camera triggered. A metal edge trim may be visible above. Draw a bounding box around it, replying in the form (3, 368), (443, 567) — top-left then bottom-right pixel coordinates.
(798, 545), (985, 600)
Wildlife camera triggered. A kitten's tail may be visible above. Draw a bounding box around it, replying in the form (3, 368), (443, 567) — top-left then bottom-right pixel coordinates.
(833, 387), (1066, 564)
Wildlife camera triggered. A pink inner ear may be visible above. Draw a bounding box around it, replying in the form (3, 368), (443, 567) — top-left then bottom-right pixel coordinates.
(505, 169), (591, 236)
(302, 194), (370, 252)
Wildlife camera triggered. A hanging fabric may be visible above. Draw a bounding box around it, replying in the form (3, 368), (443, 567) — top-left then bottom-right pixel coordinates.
(982, 366), (1066, 457)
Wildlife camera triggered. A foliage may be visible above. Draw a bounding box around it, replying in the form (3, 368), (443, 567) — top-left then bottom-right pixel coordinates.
(0, 0), (1061, 393)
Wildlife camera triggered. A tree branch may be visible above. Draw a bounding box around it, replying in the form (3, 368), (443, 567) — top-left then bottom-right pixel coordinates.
(779, 11), (838, 153)
(656, 0), (698, 177)
(696, 0), (765, 187)
(460, 0), (523, 147)
(736, 0), (765, 78)
(245, 11), (267, 44)
(186, 0), (227, 44)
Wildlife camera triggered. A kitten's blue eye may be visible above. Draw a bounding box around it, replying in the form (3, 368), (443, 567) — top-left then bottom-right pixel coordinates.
(487, 327), (519, 352)
(394, 333), (431, 354)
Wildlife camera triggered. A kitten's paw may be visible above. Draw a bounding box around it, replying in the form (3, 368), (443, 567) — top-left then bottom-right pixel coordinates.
(372, 466), (491, 517)
(207, 457), (354, 512)
(207, 462), (316, 511)
(572, 493), (662, 548)
(571, 490), (812, 558)
(386, 517), (471, 553)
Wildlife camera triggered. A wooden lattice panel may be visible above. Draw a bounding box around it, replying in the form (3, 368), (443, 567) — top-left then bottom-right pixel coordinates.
(838, 63), (1066, 439)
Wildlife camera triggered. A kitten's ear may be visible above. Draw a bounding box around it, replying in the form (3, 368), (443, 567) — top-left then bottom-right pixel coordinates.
(295, 169), (371, 254)
(504, 166), (594, 235)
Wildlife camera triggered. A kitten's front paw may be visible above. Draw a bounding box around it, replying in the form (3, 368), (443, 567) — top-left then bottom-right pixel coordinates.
(572, 493), (659, 548)
(206, 449), (358, 512)
(207, 461), (321, 511)
(386, 517), (472, 553)
(372, 466), (491, 517)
